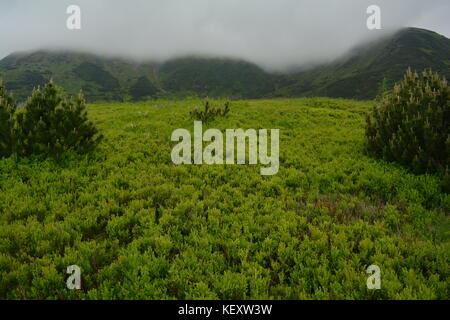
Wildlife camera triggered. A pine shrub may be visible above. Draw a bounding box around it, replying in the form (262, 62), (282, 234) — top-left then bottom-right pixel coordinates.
(14, 81), (103, 156)
(190, 101), (231, 123)
(0, 81), (16, 158)
(366, 69), (449, 187)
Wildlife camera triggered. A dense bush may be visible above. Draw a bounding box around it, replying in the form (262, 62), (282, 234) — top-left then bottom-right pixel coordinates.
(0, 81), (16, 158)
(6, 81), (103, 157)
(190, 101), (230, 123)
(366, 69), (449, 179)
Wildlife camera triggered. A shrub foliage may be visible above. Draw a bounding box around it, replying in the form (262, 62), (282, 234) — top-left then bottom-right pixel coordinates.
(0, 80), (102, 158)
(366, 69), (449, 177)
(0, 81), (17, 158)
(190, 101), (230, 123)
(0, 98), (448, 299)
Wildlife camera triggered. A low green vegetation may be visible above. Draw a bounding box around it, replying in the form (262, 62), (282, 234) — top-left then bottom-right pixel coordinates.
(0, 97), (448, 299)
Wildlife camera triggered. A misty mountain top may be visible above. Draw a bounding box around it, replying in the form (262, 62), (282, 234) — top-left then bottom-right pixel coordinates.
(0, 27), (449, 102)
(1, 0), (450, 71)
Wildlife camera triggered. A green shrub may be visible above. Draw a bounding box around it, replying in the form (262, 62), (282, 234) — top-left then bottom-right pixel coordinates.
(365, 69), (449, 181)
(190, 101), (230, 123)
(14, 81), (103, 156)
(0, 81), (17, 158)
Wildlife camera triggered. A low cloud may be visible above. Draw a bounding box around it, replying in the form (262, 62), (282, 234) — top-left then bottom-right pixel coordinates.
(0, 0), (449, 71)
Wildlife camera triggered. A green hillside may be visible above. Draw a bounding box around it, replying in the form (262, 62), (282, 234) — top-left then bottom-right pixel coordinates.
(0, 51), (159, 102)
(159, 57), (281, 99)
(0, 98), (448, 299)
(1, 28), (448, 102)
(276, 28), (450, 99)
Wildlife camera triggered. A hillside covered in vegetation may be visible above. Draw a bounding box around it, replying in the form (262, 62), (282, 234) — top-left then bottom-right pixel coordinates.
(0, 98), (448, 299)
(0, 28), (449, 102)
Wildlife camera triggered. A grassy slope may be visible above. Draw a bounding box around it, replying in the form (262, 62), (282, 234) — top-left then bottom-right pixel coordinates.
(0, 98), (448, 299)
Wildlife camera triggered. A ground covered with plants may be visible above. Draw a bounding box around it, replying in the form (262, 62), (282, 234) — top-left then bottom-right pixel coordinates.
(0, 98), (448, 299)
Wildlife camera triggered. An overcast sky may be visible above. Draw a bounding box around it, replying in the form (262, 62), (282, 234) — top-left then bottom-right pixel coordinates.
(0, 0), (449, 71)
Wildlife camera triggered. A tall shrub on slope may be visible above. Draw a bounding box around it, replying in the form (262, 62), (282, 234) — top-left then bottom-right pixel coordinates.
(15, 81), (103, 156)
(0, 81), (16, 158)
(366, 69), (449, 189)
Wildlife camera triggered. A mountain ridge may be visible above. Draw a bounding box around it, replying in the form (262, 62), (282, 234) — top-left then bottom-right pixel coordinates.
(275, 27), (450, 99)
(0, 27), (449, 102)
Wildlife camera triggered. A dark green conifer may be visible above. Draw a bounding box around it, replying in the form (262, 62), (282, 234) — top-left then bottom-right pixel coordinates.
(15, 81), (103, 156)
(0, 81), (16, 158)
(190, 101), (231, 123)
(366, 69), (449, 186)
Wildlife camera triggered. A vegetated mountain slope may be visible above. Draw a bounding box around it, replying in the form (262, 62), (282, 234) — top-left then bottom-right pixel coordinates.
(0, 28), (449, 101)
(159, 57), (285, 99)
(0, 51), (280, 102)
(276, 28), (450, 100)
(0, 51), (159, 102)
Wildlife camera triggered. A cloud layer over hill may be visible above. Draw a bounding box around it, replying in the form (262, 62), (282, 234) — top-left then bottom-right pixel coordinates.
(1, 0), (449, 71)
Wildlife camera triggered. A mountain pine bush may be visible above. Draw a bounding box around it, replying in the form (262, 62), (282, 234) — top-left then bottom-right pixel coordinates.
(366, 69), (449, 189)
(14, 81), (103, 156)
(0, 81), (16, 158)
(190, 101), (231, 123)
